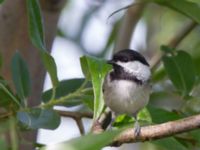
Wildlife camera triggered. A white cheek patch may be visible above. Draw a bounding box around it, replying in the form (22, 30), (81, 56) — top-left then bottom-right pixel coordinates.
(116, 61), (151, 82)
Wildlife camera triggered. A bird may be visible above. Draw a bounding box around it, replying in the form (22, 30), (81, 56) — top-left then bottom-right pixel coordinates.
(103, 49), (151, 135)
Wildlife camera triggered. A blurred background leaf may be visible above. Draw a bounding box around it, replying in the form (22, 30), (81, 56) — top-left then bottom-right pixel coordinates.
(0, 82), (20, 107)
(17, 108), (60, 130)
(147, 105), (181, 124)
(162, 50), (196, 96)
(0, 0), (4, 4)
(154, 0), (200, 24)
(152, 137), (187, 150)
(11, 52), (31, 106)
(42, 130), (121, 150)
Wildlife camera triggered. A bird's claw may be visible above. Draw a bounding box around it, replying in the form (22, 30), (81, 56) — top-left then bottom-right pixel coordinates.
(134, 120), (141, 137)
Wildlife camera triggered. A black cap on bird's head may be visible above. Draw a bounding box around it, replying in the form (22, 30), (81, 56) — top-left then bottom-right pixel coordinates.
(108, 49), (149, 66)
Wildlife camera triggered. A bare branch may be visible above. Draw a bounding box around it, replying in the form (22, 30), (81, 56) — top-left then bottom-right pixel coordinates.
(112, 114), (200, 146)
(75, 119), (85, 135)
(56, 110), (93, 119)
(56, 110), (93, 135)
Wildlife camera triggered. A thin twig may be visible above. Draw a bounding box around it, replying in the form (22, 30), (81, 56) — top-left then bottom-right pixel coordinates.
(0, 112), (12, 119)
(56, 110), (93, 119)
(75, 119), (85, 135)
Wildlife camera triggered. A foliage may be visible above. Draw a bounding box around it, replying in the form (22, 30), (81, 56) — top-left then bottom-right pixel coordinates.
(1, 0), (200, 149)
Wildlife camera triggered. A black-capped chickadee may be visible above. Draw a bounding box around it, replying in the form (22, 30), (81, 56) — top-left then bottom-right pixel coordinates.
(103, 49), (151, 135)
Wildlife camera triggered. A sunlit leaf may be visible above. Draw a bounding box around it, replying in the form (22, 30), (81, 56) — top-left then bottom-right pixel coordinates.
(80, 57), (91, 80)
(80, 56), (111, 120)
(162, 51), (196, 96)
(42, 130), (121, 150)
(113, 107), (151, 128)
(113, 115), (133, 128)
(17, 108), (60, 130)
(11, 52), (31, 105)
(138, 107), (152, 123)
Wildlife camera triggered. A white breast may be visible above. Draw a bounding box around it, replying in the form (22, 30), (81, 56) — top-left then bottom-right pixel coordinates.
(103, 74), (150, 115)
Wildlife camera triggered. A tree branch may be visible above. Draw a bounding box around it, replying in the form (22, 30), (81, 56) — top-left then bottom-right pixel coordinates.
(112, 114), (200, 146)
(56, 110), (93, 119)
(114, 0), (146, 52)
(150, 21), (197, 70)
(56, 110), (93, 135)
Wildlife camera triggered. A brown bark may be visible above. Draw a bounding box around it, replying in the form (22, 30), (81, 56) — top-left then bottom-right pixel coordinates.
(112, 113), (200, 146)
(0, 0), (65, 149)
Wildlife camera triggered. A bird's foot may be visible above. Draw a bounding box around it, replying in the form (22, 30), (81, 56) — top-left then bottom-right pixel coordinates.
(134, 120), (141, 137)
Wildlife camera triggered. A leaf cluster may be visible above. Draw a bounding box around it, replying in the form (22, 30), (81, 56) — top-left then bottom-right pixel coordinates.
(1, 0), (200, 150)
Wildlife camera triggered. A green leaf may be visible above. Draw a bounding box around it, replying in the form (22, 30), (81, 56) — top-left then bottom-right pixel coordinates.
(80, 57), (91, 80)
(0, 0), (4, 4)
(137, 107), (152, 123)
(17, 108), (60, 130)
(80, 56), (112, 120)
(11, 52), (31, 105)
(0, 137), (7, 150)
(82, 93), (94, 110)
(162, 51), (196, 96)
(42, 130), (121, 150)
(181, 98), (200, 115)
(152, 137), (187, 150)
(0, 80), (15, 106)
(113, 108), (151, 128)
(42, 78), (93, 107)
(41, 52), (59, 87)
(26, 0), (45, 50)
(152, 67), (166, 82)
(113, 115), (133, 128)
(189, 129), (200, 144)
(188, 0), (200, 4)
(26, 0), (59, 88)
(0, 82), (21, 107)
(43, 78), (84, 101)
(161, 45), (176, 54)
(147, 105), (181, 124)
(153, 0), (200, 24)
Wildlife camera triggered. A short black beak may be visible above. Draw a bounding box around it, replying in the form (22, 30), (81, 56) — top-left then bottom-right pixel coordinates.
(107, 60), (115, 64)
